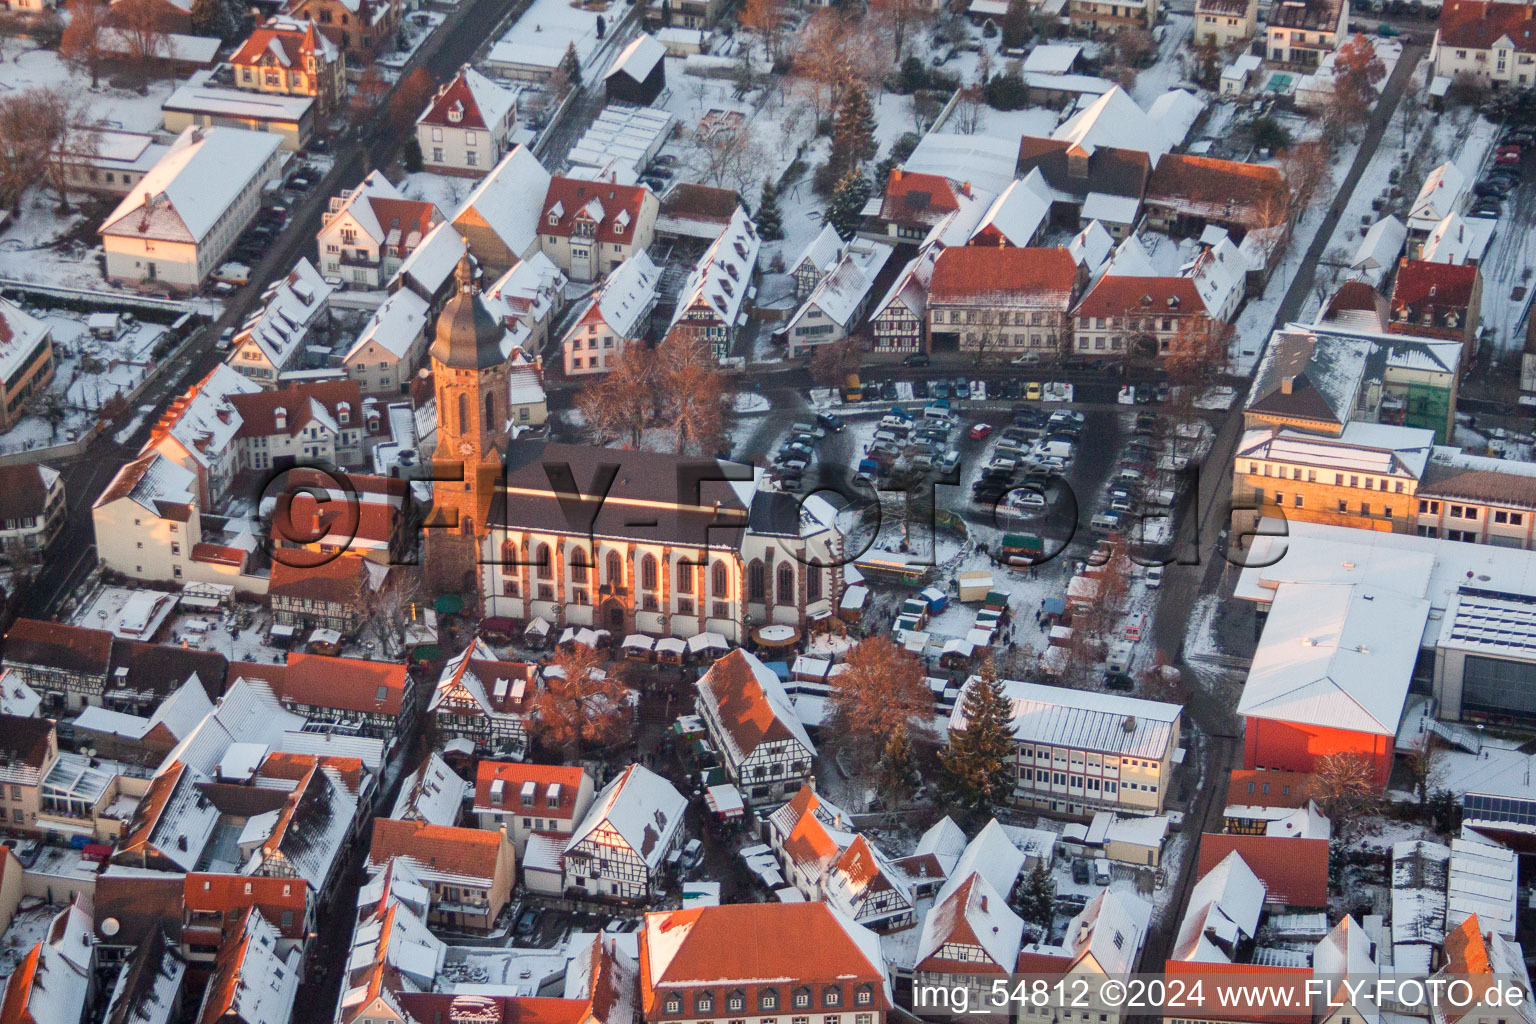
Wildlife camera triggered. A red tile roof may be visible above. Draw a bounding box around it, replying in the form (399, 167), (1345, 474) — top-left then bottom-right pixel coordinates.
(233, 652), (408, 716)
(697, 648), (800, 758)
(1391, 259), (1479, 314)
(419, 69), (494, 130)
(0, 943), (41, 1024)
(368, 198), (442, 257)
(368, 818), (507, 882)
(542, 178), (650, 246)
(473, 761), (587, 820)
(1195, 834), (1328, 908)
(1440, 0), (1536, 52)
(1073, 275), (1204, 319)
(1145, 154), (1287, 225)
(639, 902), (886, 1011)
(268, 551), (378, 602)
(183, 873), (310, 940)
(4, 619), (114, 676)
(230, 379), (375, 439)
(930, 247), (1077, 303)
(879, 169), (965, 227)
(230, 20), (324, 67)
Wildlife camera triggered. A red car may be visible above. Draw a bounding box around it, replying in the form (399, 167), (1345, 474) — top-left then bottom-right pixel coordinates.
(1496, 145), (1523, 165)
(968, 422), (993, 440)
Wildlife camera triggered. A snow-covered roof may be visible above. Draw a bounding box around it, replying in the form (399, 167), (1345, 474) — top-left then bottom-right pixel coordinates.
(1187, 235), (1247, 318)
(1022, 43), (1082, 74)
(786, 237), (892, 333)
(101, 126), (281, 245)
(1069, 220), (1115, 275)
(1391, 840), (1449, 949)
(390, 752), (468, 827)
(913, 816), (967, 875)
(791, 224), (842, 279)
(952, 677), (1180, 760)
(418, 65), (517, 134)
(451, 145), (552, 262)
(324, 171), (406, 247)
(695, 648), (816, 767)
(915, 871), (1023, 972)
(153, 363), (261, 469)
(161, 83), (313, 121)
(233, 258), (333, 371)
(1069, 888), (1152, 976)
(903, 132), (1019, 196)
(870, 245), (939, 323)
(1053, 87), (1172, 166)
(605, 33), (666, 82)
(1409, 162), (1466, 231)
(0, 297), (52, 388)
(346, 288), (429, 362)
(1447, 836), (1517, 938)
(201, 909), (301, 1024)
(1237, 421), (1434, 479)
(1171, 850), (1266, 962)
(482, 251), (566, 330)
(394, 221), (466, 297)
(670, 207), (759, 332)
(577, 251), (662, 339)
(970, 169), (1052, 248)
(566, 763), (685, 869)
(1081, 191), (1141, 226)
(1420, 212), (1495, 266)
(1145, 89), (1206, 150)
(1352, 215), (1407, 274)
(1238, 581), (1429, 736)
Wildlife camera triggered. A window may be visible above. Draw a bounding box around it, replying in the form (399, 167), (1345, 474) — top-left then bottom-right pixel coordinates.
(697, 996), (714, 1014)
(571, 547), (589, 583)
(761, 991), (778, 1011)
(712, 560), (729, 598)
(608, 550), (623, 586)
(777, 563), (794, 603)
(665, 998), (681, 1015)
(642, 554), (658, 589)
(823, 989), (841, 1008)
(748, 559), (765, 601)
(678, 560), (693, 591)
(794, 989), (812, 1009)
(807, 567), (822, 602)
(536, 543), (553, 580)
(855, 986), (873, 1006)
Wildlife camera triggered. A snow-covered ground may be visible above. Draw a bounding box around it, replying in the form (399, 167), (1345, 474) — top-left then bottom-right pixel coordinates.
(0, 309), (166, 455)
(398, 171), (478, 213)
(379, 9), (447, 72)
(4, 45), (177, 133)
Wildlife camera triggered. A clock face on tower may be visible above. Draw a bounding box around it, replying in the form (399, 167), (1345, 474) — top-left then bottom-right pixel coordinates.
(458, 438), (475, 456)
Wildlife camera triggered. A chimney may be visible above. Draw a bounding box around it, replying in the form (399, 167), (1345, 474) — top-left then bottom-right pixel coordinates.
(892, 168), (903, 181)
(1280, 375), (1294, 395)
(961, 181), (972, 197)
(1429, 284), (1438, 298)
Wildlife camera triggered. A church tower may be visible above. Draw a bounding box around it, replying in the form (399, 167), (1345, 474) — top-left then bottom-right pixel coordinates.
(426, 251), (510, 598)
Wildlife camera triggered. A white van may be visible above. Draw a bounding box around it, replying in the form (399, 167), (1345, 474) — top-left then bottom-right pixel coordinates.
(1093, 858), (1112, 885)
(1106, 640), (1134, 674)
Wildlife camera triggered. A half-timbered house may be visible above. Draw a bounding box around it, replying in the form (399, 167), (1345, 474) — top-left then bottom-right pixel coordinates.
(693, 649), (815, 807)
(427, 639), (539, 757)
(563, 764), (686, 902)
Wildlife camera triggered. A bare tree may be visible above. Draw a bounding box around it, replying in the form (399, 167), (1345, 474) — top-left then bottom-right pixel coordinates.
(388, 68), (436, 133)
(1278, 140), (1333, 215)
(808, 334), (863, 387)
(656, 332), (727, 455)
(829, 636), (936, 754)
(60, 0), (111, 87)
(1315, 751), (1382, 842)
(531, 642), (635, 761)
(739, 0), (786, 64)
(347, 66), (391, 129)
(952, 84), (985, 134)
(870, 0), (925, 64)
(689, 116), (764, 192)
(575, 344), (657, 448)
(0, 89), (66, 212)
(108, 0), (171, 90)
(35, 90), (103, 212)
(1403, 731), (1446, 813)
(793, 10), (852, 121)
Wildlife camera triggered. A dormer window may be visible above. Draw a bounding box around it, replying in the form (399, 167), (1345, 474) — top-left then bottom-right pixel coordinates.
(727, 991), (745, 1012)
(665, 997), (681, 1015)
(448, 101), (464, 124)
(614, 220), (624, 234)
(856, 986), (873, 1006)
(696, 994), (714, 1014)
(823, 987), (841, 1007)
(760, 991), (778, 1011)
(548, 212), (559, 226)
(793, 989), (811, 1009)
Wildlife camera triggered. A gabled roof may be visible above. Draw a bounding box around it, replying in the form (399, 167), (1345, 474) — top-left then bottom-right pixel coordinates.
(93, 452), (197, 518)
(1322, 280), (1391, 332)
(1074, 273), (1203, 319)
(1409, 163), (1466, 228)
(473, 761), (589, 820)
(1052, 87), (1171, 166)
(0, 298), (51, 389)
(418, 64), (517, 131)
(914, 872), (1023, 973)
(0, 715), (52, 774)
(1440, 0), (1536, 52)
(879, 170), (969, 228)
(232, 258), (333, 371)
(1246, 327), (1372, 429)
(452, 146), (552, 260)
(669, 206), (759, 331)
(184, 873), (310, 940)
(696, 648), (815, 764)
(541, 177), (650, 245)
(148, 363), (262, 469)
(268, 552), (386, 605)
(389, 752), (468, 827)
(605, 33), (666, 82)
(429, 638), (538, 719)
(573, 251), (661, 340)
(1069, 220), (1116, 274)
(100, 127), (282, 244)
(640, 903), (888, 1003)
(368, 818), (507, 886)
(1196, 834), (1329, 907)
(1068, 888), (1152, 976)
(929, 246), (1076, 304)
(566, 763), (685, 870)
(346, 288), (429, 362)
(952, 677), (1180, 760)
(871, 245), (939, 323)
(1145, 153), (1287, 226)
(233, 653), (408, 717)
(1351, 216), (1406, 274)
(970, 169), (1053, 247)
(768, 784), (854, 879)
(1267, 0), (1345, 29)
(1170, 850), (1266, 962)
(825, 834), (914, 925)
(117, 761), (220, 871)
(786, 237), (893, 332)
(196, 909), (300, 1024)
(1237, 581), (1429, 735)
(1391, 259), (1479, 319)
(0, 903), (93, 1024)
(791, 224), (843, 278)
(231, 17), (336, 68)
(4, 619), (114, 676)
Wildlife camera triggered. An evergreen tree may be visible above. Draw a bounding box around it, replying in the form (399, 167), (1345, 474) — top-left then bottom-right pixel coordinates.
(190, 0), (236, 40)
(876, 726), (919, 806)
(939, 659), (1015, 812)
(560, 42), (582, 86)
(756, 179), (784, 240)
(403, 138), (424, 173)
(1015, 862), (1055, 931)
(824, 168), (871, 240)
(829, 81), (878, 179)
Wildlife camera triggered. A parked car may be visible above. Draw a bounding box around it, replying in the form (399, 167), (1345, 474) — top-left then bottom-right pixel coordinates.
(1146, 565), (1164, 588)
(1025, 381), (1043, 401)
(816, 412), (845, 432)
(1072, 859), (1091, 885)
(1476, 180), (1511, 198)
(1472, 199), (1503, 217)
(217, 326), (235, 350)
(903, 353), (930, 367)
(1496, 146), (1523, 165)
(967, 422), (993, 440)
